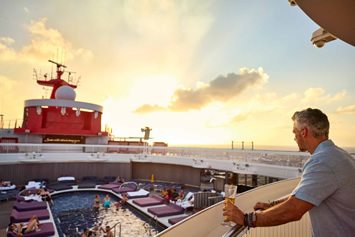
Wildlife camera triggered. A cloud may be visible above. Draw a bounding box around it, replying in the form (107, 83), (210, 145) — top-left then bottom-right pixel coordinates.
(334, 105), (355, 114)
(133, 104), (167, 114)
(0, 75), (17, 91)
(0, 18), (93, 63)
(134, 67), (268, 113)
(302, 88), (346, 104)
(0, 37), (15, 45)
(0, 37), (17, 61)
(230, 112), (250, 123)
(24, 7), (29, 13)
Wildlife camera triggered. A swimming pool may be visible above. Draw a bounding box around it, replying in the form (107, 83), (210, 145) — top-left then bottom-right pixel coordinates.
(50, 191), (164, 236)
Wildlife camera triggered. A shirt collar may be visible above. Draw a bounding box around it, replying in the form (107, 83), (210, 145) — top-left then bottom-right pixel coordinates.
(313, 139), (333, 154)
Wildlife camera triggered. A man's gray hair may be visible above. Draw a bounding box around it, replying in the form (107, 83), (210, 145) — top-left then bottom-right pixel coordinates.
(292, 108), (329, 138)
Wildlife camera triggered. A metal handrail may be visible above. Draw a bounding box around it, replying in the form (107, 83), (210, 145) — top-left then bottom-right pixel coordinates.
(112, 221), (121, 237)
(222, 224), (246, 237)
(117, 181), (139, 192)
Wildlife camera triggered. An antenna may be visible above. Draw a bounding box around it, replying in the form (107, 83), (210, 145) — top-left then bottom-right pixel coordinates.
(33, 69), (38, 80)
(66, 71), (76, 84)
(76, 76), (81, 86)
(42, 87), (51, 99)
(63, 51), (66, 65)
(61, 49), (64, 64)
(48, 60), (67, 69)
(0, 114), (4, 129)
(51, 53), (55, 79)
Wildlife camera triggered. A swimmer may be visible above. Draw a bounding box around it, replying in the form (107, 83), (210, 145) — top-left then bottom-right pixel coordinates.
(94, 194), (101, 208)
(103, 194), (111, 208)
(81, 228), (89, 237)
(115, 193), (128, 211)
(100, 226), (113, 237)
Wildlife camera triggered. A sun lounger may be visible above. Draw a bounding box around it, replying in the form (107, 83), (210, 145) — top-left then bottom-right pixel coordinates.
(82, 176), (105, 185)
(175, 192), (195, 209)
(31, 178), (49, 185)
(0, 184), (16, 191)
(13, 201), (47, 211)
(78, 182), (96, 189)
(98, 183), (121, 190)
(46, 183), (73, 191)
(10, 209), (50, 223)
(147, 203), (185, 217)
(57, 176), (77, 186)
(103, 176), (116, 183)
(112, 186), (137, 194)
(139, 183), (154, 190)
(7, 222), (55, 237)
(125, 189), (149, 199)
(0, 191), (18, 201)
(25, 181), (42, 189)
(133, 195), (165, 207)
(16, 189), (41, 202)
(168, 215), (189, 225)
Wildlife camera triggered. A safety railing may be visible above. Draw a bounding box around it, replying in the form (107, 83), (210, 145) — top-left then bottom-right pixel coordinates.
(156, 177), (311, 237)
(0, 143), (310, 169)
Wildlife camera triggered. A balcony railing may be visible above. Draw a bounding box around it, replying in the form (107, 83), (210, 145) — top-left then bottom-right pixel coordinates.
(156, 177), (311, 237)
(0, 143), (310, 169)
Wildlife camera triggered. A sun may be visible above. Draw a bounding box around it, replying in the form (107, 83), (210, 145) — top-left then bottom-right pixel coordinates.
(130, 75), (178, 107)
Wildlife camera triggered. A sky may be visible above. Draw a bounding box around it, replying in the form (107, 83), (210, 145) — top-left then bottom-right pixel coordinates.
(0, 0), (354, 149)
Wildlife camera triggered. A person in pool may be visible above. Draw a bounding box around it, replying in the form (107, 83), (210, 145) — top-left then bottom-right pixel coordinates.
(8, 215), (41, 236)
(100, 226), (113, 237)
(39, 187), (54, 205)
(94, 194), (101, 208)
(90, 225), (99, 237)
(103, 194), (111, 208)
(81, 228), (89, 237)
(115, 193), (128, 211)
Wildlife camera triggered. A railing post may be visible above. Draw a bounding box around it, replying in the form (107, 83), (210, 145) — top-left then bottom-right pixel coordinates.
(242, 141), (244, 150)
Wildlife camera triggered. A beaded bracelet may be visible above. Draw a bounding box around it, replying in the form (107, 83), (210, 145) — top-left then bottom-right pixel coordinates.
(269, 200), (278, 207)
(243, 212), (256, 228)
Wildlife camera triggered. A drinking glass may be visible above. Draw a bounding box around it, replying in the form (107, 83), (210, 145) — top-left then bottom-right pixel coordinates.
(222, 184), (237, 226)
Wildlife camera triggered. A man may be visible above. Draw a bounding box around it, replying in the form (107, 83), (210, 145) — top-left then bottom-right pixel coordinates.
(223, 108), (355, 236)
(81, 228), (89, 237)
(100, 226), (113, 237)
(90, 225), (99, 237)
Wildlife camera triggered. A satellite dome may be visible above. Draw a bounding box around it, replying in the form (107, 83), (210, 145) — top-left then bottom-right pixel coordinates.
(55, 86), (76, 100)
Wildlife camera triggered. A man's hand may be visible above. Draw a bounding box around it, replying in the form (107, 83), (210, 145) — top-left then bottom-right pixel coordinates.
(222, 200), (244, 225)
(254, 202), (270, 211)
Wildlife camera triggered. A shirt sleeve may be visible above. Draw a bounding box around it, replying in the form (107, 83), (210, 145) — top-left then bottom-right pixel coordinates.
(291, 157), (339, 206)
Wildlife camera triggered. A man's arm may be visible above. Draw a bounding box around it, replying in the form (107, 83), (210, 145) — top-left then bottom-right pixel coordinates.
(223, 195), (314, 226)
(256, 195), (314, 226)
(253, 196), (289, 211)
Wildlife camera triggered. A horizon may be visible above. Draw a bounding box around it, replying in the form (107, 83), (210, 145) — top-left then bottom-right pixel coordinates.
(0, 1), (354, 148)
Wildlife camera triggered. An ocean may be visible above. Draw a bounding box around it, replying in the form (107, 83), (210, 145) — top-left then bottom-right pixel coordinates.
(171, 144), (355, 154)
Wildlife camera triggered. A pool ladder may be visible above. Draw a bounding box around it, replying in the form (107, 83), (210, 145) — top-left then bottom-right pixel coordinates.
(112, 222), (121, 237)
(145, 215), (158, 236)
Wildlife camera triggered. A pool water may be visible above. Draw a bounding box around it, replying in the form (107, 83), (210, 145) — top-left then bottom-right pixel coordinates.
(50, 191), (164, 237)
